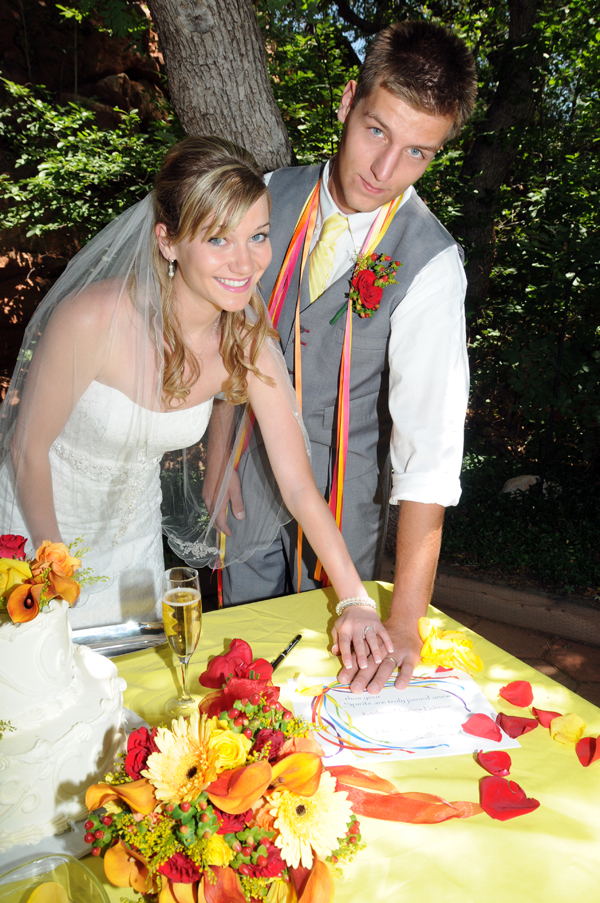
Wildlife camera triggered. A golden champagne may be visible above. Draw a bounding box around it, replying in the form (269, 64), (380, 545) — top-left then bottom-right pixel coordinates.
(162, 589), (202, 659)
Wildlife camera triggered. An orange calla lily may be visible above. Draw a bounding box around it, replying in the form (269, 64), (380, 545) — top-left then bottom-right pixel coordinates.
(290, 860), (334, 903)
(86, 778), (157, 815)
(6, 581), (43, 622)
(270, 752), (323, 796)
(203, 867), (245, 903)
(104, 840), (156, 894)
(207, 760), (272, 814)
(299, 859), (334, 903)
(278, 736), (325, 759)
(47, 571), (81, 605)
(159, 879), (201, 903)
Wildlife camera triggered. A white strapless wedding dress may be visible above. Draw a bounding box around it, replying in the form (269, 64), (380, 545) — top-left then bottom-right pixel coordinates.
(0, 381), (213, 629)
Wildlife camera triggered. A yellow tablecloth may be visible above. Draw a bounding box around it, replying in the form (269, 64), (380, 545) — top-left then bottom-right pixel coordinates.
(84, 582), (600, 903)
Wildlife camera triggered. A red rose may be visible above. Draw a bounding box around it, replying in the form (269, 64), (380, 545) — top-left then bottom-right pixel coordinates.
(250, 845), (286, 878)
(199, 639), (273, 689)
(124, 726), (159, 780)
(158, 852), (201, 883)
(216, 806), (253, 834)
(0, 534), (27, 559)
(252, 729), (286, 760)
(352, 270), (382, 311)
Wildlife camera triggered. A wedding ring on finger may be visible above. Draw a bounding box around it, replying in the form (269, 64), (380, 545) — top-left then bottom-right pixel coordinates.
(385, 655), (398, 668)
(363, 625), (376, 639)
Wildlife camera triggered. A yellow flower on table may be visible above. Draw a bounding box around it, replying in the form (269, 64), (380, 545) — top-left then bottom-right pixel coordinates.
(209, 723), (252, 772)
(268, 770), (352, 869)
(142, 711), (218, 803)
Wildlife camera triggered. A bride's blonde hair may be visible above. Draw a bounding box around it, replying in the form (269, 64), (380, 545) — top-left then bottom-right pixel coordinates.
(153, 136), (277, 407)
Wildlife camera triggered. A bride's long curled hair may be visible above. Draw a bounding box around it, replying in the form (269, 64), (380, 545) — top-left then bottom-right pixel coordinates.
(153, 136), (278, 407)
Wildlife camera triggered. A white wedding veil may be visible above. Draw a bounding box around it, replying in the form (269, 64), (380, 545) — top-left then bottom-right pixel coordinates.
(0, 138), (306, 625)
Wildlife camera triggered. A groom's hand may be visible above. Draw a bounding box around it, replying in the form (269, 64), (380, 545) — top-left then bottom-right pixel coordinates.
(212, 471), (245, 536)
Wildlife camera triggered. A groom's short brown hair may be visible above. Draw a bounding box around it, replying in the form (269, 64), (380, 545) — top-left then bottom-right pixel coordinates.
(355, 20), (477, 139)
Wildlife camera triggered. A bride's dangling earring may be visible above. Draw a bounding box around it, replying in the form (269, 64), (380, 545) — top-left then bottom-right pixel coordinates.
(168, 259), (176, 278)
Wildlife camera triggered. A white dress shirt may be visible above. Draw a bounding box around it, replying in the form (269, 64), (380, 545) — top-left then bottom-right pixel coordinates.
(265, 163), (469, 507)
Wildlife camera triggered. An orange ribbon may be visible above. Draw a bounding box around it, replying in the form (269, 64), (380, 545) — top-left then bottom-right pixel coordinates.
(327, 764), (483, 822)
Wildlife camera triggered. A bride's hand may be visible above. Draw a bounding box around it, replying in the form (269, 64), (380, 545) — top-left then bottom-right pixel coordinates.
(332, 606), (394, 675)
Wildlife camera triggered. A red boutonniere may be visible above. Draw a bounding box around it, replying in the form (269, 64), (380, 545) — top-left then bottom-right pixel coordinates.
(330, 252), (401, 325)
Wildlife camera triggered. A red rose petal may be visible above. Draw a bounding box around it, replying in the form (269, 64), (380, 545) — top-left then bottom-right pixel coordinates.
(496, 713), (538, 738)
(462, 714), (502, 742)
(480, 776), (540, 821)
(576, 736), (600, 767)
(532, 707), (562, 728)
(476, 750), (512, 776)
(499, 680), (534, 708)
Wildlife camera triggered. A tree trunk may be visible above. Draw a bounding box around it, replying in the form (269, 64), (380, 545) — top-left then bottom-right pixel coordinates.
(146, 0), (292, 172)
(456, 0), (542, 310)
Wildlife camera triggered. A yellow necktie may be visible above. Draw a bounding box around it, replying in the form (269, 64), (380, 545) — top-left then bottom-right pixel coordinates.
(308, 213), (348, 302)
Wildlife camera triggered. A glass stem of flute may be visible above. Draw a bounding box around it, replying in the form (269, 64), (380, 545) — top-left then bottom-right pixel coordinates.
(179, 656), (192, 702)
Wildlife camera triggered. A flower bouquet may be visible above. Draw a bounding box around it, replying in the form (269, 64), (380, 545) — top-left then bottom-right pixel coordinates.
(0, 534), (82, 623)
(85, 640), (363, 903)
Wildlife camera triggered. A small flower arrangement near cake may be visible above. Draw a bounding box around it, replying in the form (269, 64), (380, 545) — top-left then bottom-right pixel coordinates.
(0, 533), (81, 622)
(85, 639), (363, 903)
(0, 533), (104, 622)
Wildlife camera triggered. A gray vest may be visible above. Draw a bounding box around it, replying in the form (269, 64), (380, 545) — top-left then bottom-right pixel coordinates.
(261, 163), (460, 490)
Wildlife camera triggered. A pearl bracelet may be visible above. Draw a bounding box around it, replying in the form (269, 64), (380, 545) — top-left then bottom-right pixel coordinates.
(335, 596), (377, 616)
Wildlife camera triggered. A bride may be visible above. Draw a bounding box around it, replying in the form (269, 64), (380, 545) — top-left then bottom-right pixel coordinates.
(0, 136), (391, 671)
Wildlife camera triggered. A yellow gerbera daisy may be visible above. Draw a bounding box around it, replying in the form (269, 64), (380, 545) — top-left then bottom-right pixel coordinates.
(142, 711), (218, 803)
(268, 770), (352, 868)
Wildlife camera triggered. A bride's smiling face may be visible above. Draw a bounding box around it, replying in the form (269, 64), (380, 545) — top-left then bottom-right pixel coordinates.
(156, 193), (272, 314)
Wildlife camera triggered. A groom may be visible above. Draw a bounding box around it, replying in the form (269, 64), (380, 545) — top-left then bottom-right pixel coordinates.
(222, 20), (477, 693)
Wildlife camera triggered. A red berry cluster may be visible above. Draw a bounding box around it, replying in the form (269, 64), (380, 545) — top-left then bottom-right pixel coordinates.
(84, 813), (114, 857)
(329, 815), (362, 863)
(225, 826), (285, 878)
(164, 793), (219, 848)
(219, 694), (295, 742)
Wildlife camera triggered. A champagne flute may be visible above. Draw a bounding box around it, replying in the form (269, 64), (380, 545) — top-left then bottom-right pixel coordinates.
(162, 566), (202, 717)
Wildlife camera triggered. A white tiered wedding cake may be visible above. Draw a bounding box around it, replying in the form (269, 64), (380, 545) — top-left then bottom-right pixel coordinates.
(0, 599), (126, 852)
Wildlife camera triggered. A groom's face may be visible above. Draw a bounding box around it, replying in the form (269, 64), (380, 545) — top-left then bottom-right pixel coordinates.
(329, 80), (455, 215)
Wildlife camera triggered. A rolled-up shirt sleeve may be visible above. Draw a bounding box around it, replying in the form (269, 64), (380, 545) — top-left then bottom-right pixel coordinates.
(388, 244), (469, 507)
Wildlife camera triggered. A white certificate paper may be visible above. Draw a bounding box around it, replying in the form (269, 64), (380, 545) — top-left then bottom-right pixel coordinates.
(289, 667), (520, 765)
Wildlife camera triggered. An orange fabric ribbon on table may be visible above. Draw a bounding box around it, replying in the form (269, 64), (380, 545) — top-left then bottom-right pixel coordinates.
(327, 764), (483, 823)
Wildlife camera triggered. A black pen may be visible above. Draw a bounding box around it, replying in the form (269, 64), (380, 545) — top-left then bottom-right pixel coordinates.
(270, 634), (302, 671)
